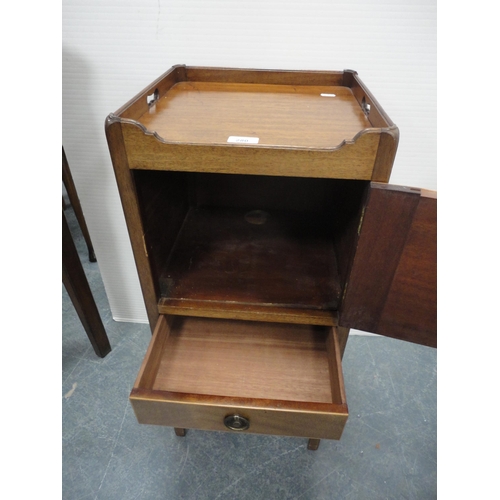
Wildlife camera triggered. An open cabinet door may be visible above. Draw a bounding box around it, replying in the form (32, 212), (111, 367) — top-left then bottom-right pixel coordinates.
(339, 183), (436, 348)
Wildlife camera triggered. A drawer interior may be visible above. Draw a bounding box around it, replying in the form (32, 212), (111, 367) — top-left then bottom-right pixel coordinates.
(134, 315), (347, 407)
(133, 171), (368, 322)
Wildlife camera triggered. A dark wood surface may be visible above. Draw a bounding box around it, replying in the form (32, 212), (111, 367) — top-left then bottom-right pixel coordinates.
(157, 299), (338, 326)
(131, 171), (365, 325)
(121, 119), (380, 179)
(376, 190), (437, 346)
(347, 73), (399, 182)
(307, 439), (321, 451)
(130, 315), (348, 440)
(137, 81), (371, 148)
(63, 211), (111, 358)
(184, 67), (347, 86)
(105, 117), (160, 331)
(339, 183), (437, 347)
(159, 206), (342, 312)
(133, 169), (190, 295)
(336, 326), (350, 359)
(105, 66), (440, 450)
(152, 316), (336, 403)
(130, 389), (348, 440)
(62, 147), (96, 262)
(112, 66), (398, 182)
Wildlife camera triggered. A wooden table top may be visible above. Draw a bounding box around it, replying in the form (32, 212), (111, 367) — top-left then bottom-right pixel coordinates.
(137, 82), (373, 149)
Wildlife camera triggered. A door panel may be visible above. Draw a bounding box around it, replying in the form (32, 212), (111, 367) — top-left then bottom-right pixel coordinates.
(339, 183), (436, 347)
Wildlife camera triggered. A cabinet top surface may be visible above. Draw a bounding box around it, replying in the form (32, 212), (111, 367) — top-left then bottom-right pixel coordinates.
(137, 82), (372, 149)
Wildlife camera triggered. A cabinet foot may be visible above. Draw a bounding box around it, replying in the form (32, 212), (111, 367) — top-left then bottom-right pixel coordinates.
(174, 428), (186, 437)
(307, 438), (320, 451)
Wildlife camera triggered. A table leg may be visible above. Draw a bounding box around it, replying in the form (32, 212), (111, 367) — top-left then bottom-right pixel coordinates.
(63, 210), (111, 358)
(62, 147), (96, 262)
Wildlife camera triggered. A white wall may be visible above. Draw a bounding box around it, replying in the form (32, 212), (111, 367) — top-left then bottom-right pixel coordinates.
(62, 0), (436, 324)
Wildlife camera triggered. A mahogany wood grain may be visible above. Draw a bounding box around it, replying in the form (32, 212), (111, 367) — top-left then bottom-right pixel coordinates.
(132, 169), (190, 292)
(371, 130), (400, 183)
(105, 65), (432, 446)
(130, 172), (365, 325)
(131, 387), (347, 414)
(184, 67), (346, 86)
(137, 82), (371, 149)
(111, 66), (398, 181)
(129, 316), (349, 440)
(134, 314), (172, 389)
(339, 183), (437, 347)
(336, 327), (350, 359)
(340, 184), (420, 333)
(157, 299), (337, 326)
(119, 66), (347, 122)
(326, 328), (347, 404)
(158, 207), (342, 312)
(119, 65), (185, 121)
(376, 190), (437, 346)
(153, 317), (334, 404)
(330, 180), (369, 293)
(121, 120), (380, 180)
(63, 211), (111, 358)
(348, 73), (399, 183)
(105, 116), (159, 331)
(190, 175), (369, 276)
(62, 147), (96, 262)
(130, 392), (348, 440)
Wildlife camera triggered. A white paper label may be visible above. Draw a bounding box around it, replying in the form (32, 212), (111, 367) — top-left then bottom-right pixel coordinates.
(227, 136), (259, 144)
(320, 93), (336, 97)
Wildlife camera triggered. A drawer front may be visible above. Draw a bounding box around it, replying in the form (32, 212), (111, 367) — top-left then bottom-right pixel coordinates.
(130, 315), (348, 440)
(130, 392), (348, 440)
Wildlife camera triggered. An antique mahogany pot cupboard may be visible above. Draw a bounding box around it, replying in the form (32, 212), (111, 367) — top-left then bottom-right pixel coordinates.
(105, 65), (436, 451)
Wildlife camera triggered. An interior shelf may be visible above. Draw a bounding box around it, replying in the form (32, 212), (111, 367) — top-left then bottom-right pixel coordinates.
(159, 206), (342, 312)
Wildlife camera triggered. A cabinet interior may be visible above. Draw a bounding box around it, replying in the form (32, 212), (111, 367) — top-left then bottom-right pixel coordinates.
(133, 170), (368, 318)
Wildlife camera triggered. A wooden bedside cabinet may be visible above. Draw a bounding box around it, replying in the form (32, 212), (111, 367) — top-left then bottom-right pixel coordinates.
(105, 65), (436, 450)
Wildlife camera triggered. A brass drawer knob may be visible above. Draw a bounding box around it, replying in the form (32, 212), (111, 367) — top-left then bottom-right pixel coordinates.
(224, 414), (250, 431)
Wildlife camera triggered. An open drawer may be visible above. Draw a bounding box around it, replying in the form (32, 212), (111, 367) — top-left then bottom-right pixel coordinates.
(130, 315), (349, 440)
